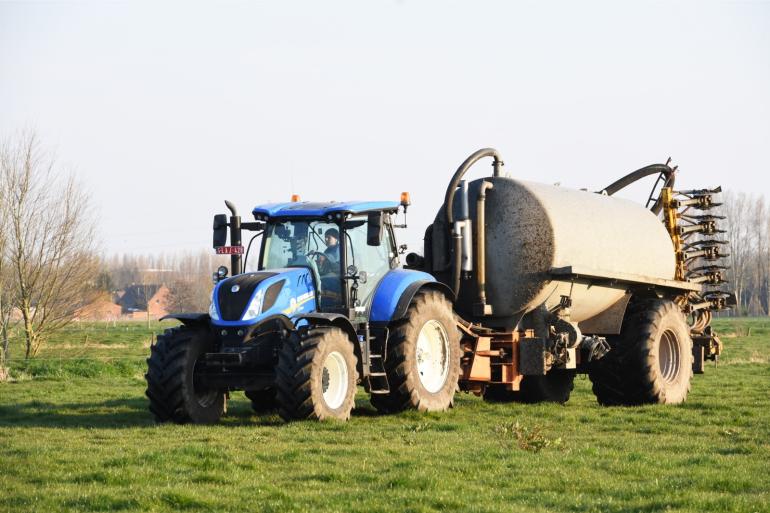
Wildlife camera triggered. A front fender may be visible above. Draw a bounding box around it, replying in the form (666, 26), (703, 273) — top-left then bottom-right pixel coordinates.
(160, 313), (210, 329)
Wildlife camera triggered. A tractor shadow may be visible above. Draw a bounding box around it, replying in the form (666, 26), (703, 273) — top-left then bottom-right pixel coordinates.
(0, 397), (156, 429)
(0, 395), (391, 429)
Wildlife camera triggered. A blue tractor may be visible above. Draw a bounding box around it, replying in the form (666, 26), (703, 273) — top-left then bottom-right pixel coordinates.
(146, 196), (458, 422)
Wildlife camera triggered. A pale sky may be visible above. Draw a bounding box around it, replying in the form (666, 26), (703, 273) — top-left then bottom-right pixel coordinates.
(1, 1), (768, 255)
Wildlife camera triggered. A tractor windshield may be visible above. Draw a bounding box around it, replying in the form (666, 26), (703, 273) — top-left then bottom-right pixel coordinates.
(261, 220), (343, 308)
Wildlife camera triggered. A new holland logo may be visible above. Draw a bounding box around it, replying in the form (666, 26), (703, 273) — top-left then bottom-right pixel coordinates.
(231, 285), (240, 293)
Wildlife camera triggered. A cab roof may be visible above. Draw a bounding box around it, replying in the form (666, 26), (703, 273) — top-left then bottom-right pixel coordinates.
(252, 201), (400, 219)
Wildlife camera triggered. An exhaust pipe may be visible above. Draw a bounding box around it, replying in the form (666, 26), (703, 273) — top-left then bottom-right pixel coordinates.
(225, 200), (242, 275)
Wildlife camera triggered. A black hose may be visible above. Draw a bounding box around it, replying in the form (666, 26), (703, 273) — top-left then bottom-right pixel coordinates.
(599, 164), (676, 215)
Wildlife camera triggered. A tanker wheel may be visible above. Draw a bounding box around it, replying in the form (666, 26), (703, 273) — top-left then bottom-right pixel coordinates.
(518, 369), (576, 404)
(145, 326), (225, 424)
(275, 327), (358, 421)
(588, 299), (692, 405)
(370, 290), (460, 413)
(244, 388), (277, 413)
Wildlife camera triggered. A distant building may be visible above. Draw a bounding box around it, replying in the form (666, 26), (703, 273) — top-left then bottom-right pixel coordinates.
(74, 293), (122, 321)
(116, 284), (171, 319)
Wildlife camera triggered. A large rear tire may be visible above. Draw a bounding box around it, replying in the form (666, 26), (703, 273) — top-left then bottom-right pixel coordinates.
(589, 299), (693, 405)
(370, 290), (460, 413)
(145, 326), (225, 424)
(276, 327), (358, 421)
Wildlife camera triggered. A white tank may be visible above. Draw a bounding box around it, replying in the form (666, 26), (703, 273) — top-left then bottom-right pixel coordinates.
(433, 177), (676, 326)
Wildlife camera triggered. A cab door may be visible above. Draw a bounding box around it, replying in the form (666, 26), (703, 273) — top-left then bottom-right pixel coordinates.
(343, 214), (397, 319)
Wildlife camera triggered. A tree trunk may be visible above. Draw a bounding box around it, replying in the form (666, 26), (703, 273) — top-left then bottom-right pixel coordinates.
(21, 300), (36, 359)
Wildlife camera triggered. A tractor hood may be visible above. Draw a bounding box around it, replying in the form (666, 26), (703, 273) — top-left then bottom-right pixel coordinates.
(209, 268), (317, 327)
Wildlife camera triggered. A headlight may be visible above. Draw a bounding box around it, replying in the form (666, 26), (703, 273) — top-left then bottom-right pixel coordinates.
(209, 300), (220, 320)
(209, 287), (220, 320)
(241, 289), (265, 321)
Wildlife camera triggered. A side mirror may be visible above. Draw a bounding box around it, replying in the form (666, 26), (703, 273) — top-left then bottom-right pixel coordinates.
(213, 214), (228, 248)
(367, 211), (383, 246)
(346, 265), (367, 284)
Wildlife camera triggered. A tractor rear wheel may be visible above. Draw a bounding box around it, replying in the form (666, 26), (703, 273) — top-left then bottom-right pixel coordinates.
(370, 290), (460, 413)
(275, 327), (358, 421)
(244, 388), (277, 413)
(589, 299), (693, 405)
(145, 326), (225, 424)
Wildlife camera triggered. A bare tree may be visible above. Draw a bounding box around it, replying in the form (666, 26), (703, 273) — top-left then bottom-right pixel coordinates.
(0, 160), (13, 377)
(0, 132), (100, 358)
(167, 251), (224, 313)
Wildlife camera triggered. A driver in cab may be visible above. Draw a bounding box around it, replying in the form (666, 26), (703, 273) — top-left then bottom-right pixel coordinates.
(316, 228), (339, 275)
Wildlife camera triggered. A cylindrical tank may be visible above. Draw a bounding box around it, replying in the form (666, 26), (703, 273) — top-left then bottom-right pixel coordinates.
(431, 176), (676, 327)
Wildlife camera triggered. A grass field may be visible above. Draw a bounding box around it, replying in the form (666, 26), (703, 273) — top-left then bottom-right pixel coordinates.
(1, 318), (769, 513)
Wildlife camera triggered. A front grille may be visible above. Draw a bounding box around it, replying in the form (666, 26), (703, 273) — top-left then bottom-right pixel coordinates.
(217, 272), (277, 321)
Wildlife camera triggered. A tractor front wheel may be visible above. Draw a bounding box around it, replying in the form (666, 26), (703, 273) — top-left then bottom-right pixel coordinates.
(275, 327), (358, 421)
(145, 326), (225, 424)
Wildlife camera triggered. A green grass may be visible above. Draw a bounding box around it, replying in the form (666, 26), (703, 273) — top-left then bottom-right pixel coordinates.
(1, 319), (769, 513)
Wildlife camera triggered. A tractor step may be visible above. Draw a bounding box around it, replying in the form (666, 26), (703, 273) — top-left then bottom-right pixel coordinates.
(366, 368), (390, 394)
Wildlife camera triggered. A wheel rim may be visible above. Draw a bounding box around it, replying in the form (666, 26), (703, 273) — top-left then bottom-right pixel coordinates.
(659, 329), (681, 383)
(416, 320), (450, 393)
(321, 351), (349, 410)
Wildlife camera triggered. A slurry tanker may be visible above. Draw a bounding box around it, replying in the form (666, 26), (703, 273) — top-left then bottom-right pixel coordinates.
(146, 149), (733, 422)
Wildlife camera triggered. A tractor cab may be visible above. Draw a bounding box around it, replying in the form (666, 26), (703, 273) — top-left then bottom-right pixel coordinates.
(254, 202), (400, 318)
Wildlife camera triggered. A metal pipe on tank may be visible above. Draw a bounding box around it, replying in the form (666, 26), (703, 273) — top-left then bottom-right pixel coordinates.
(459, 181), (473, 273)
(445, 148), (504, 296)
(474, 181), (494, 316)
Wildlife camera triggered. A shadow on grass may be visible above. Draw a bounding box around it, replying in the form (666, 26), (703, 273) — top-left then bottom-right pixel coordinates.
(0, 397), (296, 429)
(0, 396), (392, 428)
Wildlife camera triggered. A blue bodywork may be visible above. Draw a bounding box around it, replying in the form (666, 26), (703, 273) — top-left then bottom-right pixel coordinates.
(253, 201), (400, 218)
(210, 268), (317, 328)
(369, 269), (438, 322)
(210, 267), (440, 329)
(210, 201), (443, 332)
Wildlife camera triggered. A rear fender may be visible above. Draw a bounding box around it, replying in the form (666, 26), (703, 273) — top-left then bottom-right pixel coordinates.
(369, 269), (454, 323)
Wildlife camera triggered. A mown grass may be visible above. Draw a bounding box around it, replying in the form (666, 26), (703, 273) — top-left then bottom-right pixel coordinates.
(0, 318), (769, 513)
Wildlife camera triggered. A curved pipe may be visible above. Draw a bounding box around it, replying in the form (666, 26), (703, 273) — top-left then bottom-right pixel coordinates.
(599, 163), (676, 215)
(225, 200), (239, 217)
(444, 148), (504, 226)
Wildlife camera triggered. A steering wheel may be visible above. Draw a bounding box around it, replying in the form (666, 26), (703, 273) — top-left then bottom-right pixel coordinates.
(308, 251), (334, 275)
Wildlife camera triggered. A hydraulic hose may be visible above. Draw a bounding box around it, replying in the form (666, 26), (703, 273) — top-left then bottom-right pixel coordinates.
(599, 163), (676, 215)
(444, 148), (504, 298)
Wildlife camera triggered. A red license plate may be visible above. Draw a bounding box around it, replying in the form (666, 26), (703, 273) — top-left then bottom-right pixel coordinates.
(215, 246), (244, 255)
